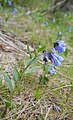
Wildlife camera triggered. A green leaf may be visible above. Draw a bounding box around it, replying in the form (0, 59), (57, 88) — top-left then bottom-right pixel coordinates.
(25, 66), (41, 74)
(38, 46), (45, 52)
(4, 13), (8, 21)
(27, 44), (30, 52)
(70, 82), (73, 92)
(0, 79), (2, 86)
(4, 74), (13, 92)
(71, 85), (73, 92)
(43, 75), (49, 83)
(39, 74), (49, 84)
(28, 57), (35, 65)
(64, 48), (68, 57)
(34, 49), (37, 57)
(13, 67), (19, 82)
(60, 82), (65, 87)
(44, 64), (52, 73)
(4, 99), (11, 108)
(35, 88), (40, 100)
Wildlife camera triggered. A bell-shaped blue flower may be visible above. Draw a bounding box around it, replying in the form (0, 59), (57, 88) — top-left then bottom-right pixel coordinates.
(12, 8), (17, 14)
(44, 22), (48, 26)
(58, 31), (62, 35)
(53, 53), (63, 62)
(26, 9), (31, 15)
(48, 66), (56, 75)
(51, 54), (61, 66)
(43, 51), (64, 66)
(8, 0), (12, 6)
(48, 52), (63, 66)
(54, 40), (66, 53)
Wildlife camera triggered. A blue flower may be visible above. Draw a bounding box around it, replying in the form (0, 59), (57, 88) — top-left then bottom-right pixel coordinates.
(26, 9), (31, 15)
(44, 22), (48, 26)
(48, 52), (63, 66)
(52, 18), (55, 23)
(53, 53), (63, 62)
(58, 31), (62, 35)
(12, 8), (17, 14)
(48, 66), (56, 75)
(54, 40), (66, 53)
(51, 54), (61, 66)
(8, 0), (12, 6)
(43, 51), (64, 66)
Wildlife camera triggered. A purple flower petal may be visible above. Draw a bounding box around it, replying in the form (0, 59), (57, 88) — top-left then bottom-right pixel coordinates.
(53, 53), (63, 62)
(52, 55), (61, 66)
(48, 52), (63, 66)
(8, 0), (12, 6)
(44, 22), (48, 26)
(52, 18), (55, 23)
(13, 8), (17, 14)
(54, 40), (66, 53)
(58, 31), (62, 35)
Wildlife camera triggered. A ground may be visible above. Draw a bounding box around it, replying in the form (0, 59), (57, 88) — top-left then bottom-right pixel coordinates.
(0, 3), (73, 120)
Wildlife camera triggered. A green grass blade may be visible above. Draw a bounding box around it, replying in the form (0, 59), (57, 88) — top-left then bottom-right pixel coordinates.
(4, 74), (13, 92)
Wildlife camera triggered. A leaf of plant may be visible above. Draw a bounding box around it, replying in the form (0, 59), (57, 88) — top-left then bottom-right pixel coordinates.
(71, 85), (73, 92)
(70, 82), (73, 92)
(4, 74), (13, 92)
(4, 99), (11, 108)
(35, 88), (40, 100)
(13, 67), (19, 82)
(34, 49), (37, 57)
(0, 79), (2, 86)
(64, 48), (68, 57)
(26, 57), (37, 70)
(38, 46), (45, 52)
(27, 44), (30, 52)
(28, 57), (35, 64)
(43, 75), (49, 83)
(25, 66), (41, 74)
(44, 64), (52, 73)
(3, 0), (7, 6)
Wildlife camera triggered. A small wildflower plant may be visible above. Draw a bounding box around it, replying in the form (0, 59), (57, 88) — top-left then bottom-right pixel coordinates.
(22, 39), (66, 84)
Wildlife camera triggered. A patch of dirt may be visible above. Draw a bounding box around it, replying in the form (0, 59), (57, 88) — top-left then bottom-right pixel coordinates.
(0, 30), (35, 83)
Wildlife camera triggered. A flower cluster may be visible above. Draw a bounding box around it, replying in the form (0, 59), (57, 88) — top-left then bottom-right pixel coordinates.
(7, 0), (18, 14)
(43, 40), (66, 75)
(54, 40), (66, 53)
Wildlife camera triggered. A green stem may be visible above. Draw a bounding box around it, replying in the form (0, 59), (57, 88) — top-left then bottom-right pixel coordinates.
(20, 57), (37, 80)
(51, 84), (73, 92)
